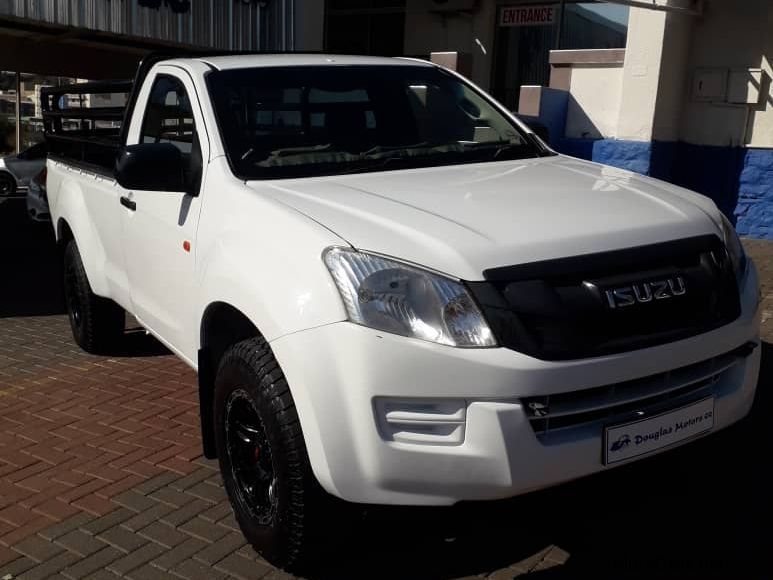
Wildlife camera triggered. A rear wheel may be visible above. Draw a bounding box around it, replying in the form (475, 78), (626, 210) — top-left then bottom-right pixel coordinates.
(63, 240), (124, 353)
(0, 172), (15, 197)
(214, 337), (325, 572)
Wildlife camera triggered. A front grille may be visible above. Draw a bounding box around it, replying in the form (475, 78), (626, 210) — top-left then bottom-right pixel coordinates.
(522, 342), (755, 439)
(466, 235), (741, 360)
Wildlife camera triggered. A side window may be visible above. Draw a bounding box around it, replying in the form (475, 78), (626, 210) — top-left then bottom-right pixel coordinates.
(140, 74), (202, 192)
(141, 75), (197, 152)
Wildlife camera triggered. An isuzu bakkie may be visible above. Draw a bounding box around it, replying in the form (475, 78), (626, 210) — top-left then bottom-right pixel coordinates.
(42, 53), (761, 571)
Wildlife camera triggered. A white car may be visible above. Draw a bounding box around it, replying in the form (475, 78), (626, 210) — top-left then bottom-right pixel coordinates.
(26, 167), (50, 222)
(43, 54), (761, 572)
(0, 142), (47, 197)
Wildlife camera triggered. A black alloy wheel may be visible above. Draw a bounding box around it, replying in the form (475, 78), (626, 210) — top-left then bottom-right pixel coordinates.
(225, 389), (278, 525)
(62, 240), (124, 353)
(213, 336), (343, 573)
(64, 254), (84, 334)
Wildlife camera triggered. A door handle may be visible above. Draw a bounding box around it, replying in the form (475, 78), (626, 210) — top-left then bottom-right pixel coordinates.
(120, 196), (136, 211)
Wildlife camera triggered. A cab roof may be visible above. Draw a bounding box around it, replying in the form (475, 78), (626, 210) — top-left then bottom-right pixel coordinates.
(195, 53), (433, 71)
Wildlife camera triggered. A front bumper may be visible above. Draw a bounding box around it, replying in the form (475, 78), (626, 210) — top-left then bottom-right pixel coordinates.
(270, 262), (761, 506)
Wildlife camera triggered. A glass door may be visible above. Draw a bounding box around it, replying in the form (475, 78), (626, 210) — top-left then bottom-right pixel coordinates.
(492, 2), (629, 111)
(493, 3), (560, 111)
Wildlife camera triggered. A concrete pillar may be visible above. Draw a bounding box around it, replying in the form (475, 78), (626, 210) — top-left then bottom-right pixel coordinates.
(15, 71), (20, 154)
(616, 8), (667, 141)
(651, 11), (693, 141)
(293, 0), (324, 51)
(616, 4), (693, 142)
(430, 52), (473, 78)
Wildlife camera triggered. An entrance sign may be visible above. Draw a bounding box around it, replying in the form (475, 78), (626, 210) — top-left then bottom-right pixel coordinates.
(500, 5), (556, 26)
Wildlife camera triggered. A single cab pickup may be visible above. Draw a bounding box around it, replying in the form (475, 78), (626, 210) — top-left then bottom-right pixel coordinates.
(43, 53), (761, 571)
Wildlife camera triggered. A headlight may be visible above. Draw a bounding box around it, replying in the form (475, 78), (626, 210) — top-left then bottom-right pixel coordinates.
(324, 247), (496, 347)
(719, 214), (747, 282)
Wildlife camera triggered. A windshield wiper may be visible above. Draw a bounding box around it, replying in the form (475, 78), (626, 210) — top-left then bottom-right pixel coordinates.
(359, 140), (532, 165)
(362, 140), (533, 161)
(330, 141), (534, 176)
(457, 140), (537, 160)
(361, 142), (434, 157)
(241, 143), (336, 162)
(269, 143), (335, 157)
(333, 148), (468, 175)
(243, 139), (540, 177)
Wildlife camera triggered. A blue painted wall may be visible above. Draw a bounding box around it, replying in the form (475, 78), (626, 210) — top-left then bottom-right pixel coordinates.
(736, 149), (773, 237)
(558, 138), (653, 174)
(553, 137), (773, 239)
(530, 88), (569, 146)
(665, 142), (745, 227)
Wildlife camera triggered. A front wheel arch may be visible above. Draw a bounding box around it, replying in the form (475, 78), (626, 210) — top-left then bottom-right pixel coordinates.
(213, 336), (332, 572)
(198, 302), (260, 458)
(196, 301), (338, 506)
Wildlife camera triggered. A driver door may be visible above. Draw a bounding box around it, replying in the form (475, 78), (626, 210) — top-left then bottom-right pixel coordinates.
(120, 67), (208, 360)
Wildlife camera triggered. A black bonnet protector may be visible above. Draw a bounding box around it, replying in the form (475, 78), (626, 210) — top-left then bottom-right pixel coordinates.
(465, 235), (741, 361)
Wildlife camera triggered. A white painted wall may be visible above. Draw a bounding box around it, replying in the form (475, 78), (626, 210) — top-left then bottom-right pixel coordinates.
(679, 0), (773, 147)
(558, 0), (773, 147)
(615, 7), (667, 141)
(564, 63), (623, 138)
(597, 0), (773, 147)
(651, 11), (693, 142)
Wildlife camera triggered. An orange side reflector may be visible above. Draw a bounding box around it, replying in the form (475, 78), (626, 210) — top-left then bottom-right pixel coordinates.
(183, 240), (191, 252)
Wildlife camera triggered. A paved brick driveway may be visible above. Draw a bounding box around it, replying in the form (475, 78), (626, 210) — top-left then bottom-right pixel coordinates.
(1, 199), (771, 579)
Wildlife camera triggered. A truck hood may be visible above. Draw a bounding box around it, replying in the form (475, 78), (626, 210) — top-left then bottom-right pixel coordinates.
(250, 155), (723, 280)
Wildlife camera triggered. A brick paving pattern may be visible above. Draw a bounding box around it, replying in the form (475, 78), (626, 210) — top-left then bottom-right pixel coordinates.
(0, 315), (286, 579)
(0, 199), (771, 579)
(0, 202), (293, 580)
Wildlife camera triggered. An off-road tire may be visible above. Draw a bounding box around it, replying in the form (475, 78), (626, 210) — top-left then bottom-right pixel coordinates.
(214, 336), (324, 573)
(63, 240), (125, 353)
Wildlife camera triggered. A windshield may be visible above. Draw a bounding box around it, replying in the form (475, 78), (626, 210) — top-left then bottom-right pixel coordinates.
(206, 65), (548, 180)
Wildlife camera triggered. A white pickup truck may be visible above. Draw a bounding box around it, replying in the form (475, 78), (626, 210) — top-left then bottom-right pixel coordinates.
(42, 53), (761, 571)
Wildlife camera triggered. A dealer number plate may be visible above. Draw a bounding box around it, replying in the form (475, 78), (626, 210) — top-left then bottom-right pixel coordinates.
(604, 397), (714, 465)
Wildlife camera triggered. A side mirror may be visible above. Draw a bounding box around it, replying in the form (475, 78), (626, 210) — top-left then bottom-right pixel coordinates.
(115, 143), (188, 193)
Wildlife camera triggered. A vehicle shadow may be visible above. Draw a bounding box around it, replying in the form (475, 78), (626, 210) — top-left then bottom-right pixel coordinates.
(308, 341), (772, 580)
(0, 199), (65, 317)
(0, 199), (169, 357)
(108, 321), (171, 358)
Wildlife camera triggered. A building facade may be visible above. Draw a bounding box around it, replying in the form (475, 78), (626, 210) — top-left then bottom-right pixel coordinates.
(321, 0), (629, 108)
(320, 0), (773, 240)
(1, 0), (770, 239)
(0, 0), (310, 153)
(524, 0), (773, 239)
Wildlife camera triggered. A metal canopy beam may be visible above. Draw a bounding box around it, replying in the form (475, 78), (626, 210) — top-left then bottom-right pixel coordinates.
(0, 34), (142, 78)
(0, 14), (208, 78)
